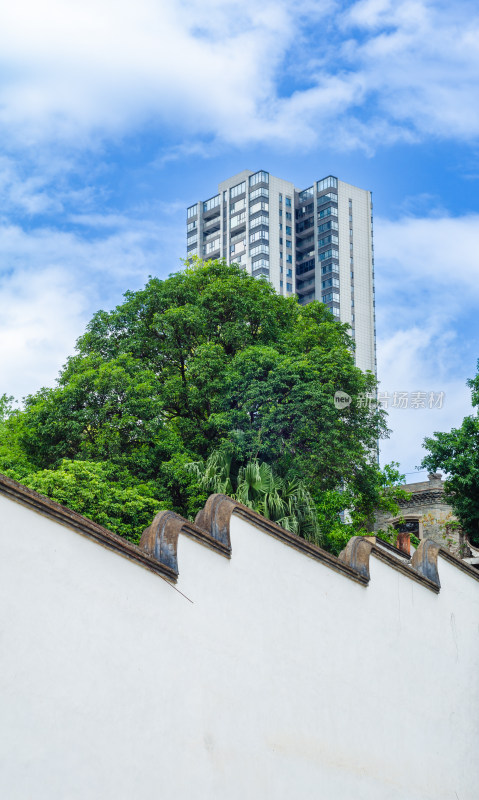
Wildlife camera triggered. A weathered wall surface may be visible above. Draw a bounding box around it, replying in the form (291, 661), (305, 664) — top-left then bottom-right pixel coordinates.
(374, 472), (465, 555)
(1, 481), (479, 800)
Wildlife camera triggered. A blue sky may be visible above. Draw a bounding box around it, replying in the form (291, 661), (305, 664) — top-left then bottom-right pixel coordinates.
(1, 0), (478, 480)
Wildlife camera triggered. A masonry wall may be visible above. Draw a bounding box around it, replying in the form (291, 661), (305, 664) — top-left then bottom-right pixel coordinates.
(1, 485), (479, 800)
(374, 473), (464, 555)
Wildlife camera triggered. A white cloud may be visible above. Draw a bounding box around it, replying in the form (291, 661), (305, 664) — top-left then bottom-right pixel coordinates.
(0, 0), (478, 151)
(0, 211), (185, 400)
(374, 212), (479, 477)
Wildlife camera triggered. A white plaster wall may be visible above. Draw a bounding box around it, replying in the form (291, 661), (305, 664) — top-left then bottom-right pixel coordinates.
(1, 496), (478, 800)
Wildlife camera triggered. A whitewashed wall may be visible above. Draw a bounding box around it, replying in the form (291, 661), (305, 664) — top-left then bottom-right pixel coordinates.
(1, 487), (478, 800)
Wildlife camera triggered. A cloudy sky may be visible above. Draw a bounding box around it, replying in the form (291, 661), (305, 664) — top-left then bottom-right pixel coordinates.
(1, 0), (478, 480)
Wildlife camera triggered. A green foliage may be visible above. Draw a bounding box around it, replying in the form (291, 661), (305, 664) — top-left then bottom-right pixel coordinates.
(21, 460), (165, 544)
(187, 449), (320, 542)
(422, 363), (479, 546)
(1, 259), (395, 550)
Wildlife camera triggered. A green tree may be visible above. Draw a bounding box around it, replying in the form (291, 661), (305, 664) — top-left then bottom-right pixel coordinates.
(187, 448), (320, 542)
(422, 364), (479, 546)
(2, 259), (393, 549)
(21, 460), (164, 544)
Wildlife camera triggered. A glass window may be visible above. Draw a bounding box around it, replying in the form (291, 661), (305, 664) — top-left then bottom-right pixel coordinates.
(317, 193), (338, 208)
(318, 234), (339, 248)
(230, 211), (246, 228)
(230, 198), (246, 214)
(249, 214), (269, 229)
(230, 182), (246, 199)
(286, 240), (292, 248)
(322, 291), (340, 303)
(252, 258), (269, 270)
(286, 282), (292, 291)
(250, 244), (269, 257)
(286, 226), (292, 235)
(298, 187), (314, 203)
(187, 204), (197, 219)
(249, 186), (269, 202)
(322, 277), (339, 289)
(204, 238), (221, 255)
(319, 205), (338, 219)
(279, 193), (283, 203)
(285, 212), (292, 221)
(249, 230), (269, 243)
(280, 280), (283, 287)
(286, 254), (292, 263)
(321, 264), (339, 275)
(249, 171), (269, 186)
(318, 220), (338, 233)
(187, 221), (197, 233)
(317, 176), (338, 192)
(319, 248), (339, 261)
(203, 195), (220, 213)
(250, 200), (268, 215)
(287, 269), (292, 277)
(285, 197), (292, 207)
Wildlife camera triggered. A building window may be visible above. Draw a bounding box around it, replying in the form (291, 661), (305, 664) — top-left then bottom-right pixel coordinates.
(318, 220), (338, 233)
(285, 226), (292, 235)
(280, 280), (283, 287)
(298, 187), (314, 202)
(286, 212), (292, 221)
(187, 221), (197, 232)
(319, 248), (339, 261)
(249, 171), (269, 186)
(250, 244), (269, 257)
(318, 234), (338, 248)
(249, 186), (269, 202)
(250, 200), (268, 215)
(319, 205), (338, 219)
(249, 230), (269, 243)
(203, 195), (220, 213)
(287, 282), (292, 291)
(230, 198), (246, 214)
(321, 263), (339, 275)
(287, 269), (292, 277)
(249, 214), (269, 229)
(286, 254), (292, 263)
(285, 197), (292, 207)
(230, 212), (246, 228)
(279, 193), (283, 203)
(317, 176), (338, 192)
(187, 204), (197, 219)
(286, 239), (292, 248)
(230, 182), (246, 199)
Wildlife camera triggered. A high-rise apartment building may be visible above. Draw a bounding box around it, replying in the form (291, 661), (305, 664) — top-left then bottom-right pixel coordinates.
(186, 169), (376, 374)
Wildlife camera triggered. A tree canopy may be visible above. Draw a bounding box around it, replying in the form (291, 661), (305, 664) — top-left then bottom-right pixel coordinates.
(422, 363), (479, 546)
(1, 259), (400, 552)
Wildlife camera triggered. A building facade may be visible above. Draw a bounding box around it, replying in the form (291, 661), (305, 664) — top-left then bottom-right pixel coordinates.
(187, 169), (376, 374)
(374, 472), (469, 557)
